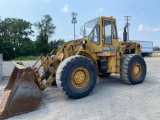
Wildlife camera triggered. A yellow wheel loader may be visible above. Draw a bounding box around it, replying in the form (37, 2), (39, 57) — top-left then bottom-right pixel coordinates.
(0, 16), (147, 119)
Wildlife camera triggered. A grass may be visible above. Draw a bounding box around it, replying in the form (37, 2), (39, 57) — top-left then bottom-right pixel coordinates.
(14, 56), (39, 61)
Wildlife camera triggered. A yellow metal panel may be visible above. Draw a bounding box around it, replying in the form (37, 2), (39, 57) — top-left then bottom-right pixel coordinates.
(57, 53), (64, 62)
(104, 52), (120, 73)
(116, 52), (120, 73)
(107, 55), (116, 73)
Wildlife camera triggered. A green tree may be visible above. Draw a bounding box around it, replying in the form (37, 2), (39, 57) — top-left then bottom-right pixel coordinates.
(34, 15), (56, 54)
(0, 18), (34, 60)
(153, 46), (160, 51)
(49, 39), (65, 52)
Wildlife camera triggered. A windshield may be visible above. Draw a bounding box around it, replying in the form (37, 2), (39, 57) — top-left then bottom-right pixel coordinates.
(83, 18), (99, 37)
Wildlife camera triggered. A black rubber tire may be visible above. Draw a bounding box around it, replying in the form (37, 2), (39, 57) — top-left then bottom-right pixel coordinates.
(98, 73), (111, 78)
(56, 55), (97, 99)
(120, 54), (147, 85)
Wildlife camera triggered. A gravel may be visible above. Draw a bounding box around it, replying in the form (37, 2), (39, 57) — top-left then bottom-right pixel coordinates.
(0, 57), (160, 120)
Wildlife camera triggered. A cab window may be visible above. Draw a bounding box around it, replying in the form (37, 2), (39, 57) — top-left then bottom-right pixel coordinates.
(113, 23), (118, 39)
(89, 24), (100, 44)
(104, 20), (111, 44)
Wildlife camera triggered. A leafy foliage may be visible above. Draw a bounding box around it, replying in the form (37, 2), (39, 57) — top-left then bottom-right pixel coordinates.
(0, 18), (34, 60)
(153, 46), (160, 51)
(49, 39), (65, 52)
(34, 15), (56, 55)
(0, 15), (65, 60)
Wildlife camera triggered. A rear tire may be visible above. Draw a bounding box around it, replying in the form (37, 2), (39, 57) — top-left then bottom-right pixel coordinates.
(56, 55), (97, 99)
(120, 54), (146, 85)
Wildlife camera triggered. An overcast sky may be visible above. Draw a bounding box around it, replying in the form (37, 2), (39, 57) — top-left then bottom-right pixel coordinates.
(0, 0), (160, 46)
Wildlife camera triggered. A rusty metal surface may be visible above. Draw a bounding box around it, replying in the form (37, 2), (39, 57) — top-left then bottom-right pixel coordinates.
(0, 66), (42, 120)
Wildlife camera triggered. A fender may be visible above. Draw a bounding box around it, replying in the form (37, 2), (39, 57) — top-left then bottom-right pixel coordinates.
(79, 50), (98, 70)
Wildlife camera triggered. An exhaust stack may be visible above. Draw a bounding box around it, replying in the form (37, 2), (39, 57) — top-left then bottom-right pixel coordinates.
(123, 25), (127, 42)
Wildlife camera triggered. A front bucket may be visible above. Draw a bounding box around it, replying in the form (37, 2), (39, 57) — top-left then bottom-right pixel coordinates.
(0, 65), (42, 119)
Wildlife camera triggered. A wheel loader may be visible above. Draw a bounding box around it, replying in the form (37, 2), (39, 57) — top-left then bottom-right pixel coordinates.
(0, 16), (146, 119)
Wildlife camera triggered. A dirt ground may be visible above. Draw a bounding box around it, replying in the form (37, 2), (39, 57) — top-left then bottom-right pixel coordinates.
(0, 57), (160, 120)
(152, 51), (160, 57)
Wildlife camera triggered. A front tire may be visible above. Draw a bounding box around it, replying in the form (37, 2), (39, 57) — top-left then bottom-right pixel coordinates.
(120, 54), (147, 85)
(56, 55), (97, 99)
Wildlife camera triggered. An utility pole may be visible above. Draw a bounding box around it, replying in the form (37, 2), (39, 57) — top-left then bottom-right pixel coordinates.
(71, 12), (77, 40)
(124, 16), (131, 41)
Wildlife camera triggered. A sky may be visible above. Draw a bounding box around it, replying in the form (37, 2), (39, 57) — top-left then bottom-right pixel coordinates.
(0, 0), (160, 46)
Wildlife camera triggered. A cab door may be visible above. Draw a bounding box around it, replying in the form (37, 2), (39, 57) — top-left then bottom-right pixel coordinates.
(101, 18), (120, 73)
(103, 19), (119, 51)
(88, 22), (103, 59)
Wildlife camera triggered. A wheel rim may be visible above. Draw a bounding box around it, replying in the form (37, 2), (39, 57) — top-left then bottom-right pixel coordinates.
(71, 67), (90, 89)
(132, 62), (142, 78)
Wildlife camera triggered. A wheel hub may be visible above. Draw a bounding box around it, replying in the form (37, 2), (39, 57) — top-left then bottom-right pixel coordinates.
(71, 67), (90, 89)
(74, 71), (85, 84)
(132, 62), (142, 78)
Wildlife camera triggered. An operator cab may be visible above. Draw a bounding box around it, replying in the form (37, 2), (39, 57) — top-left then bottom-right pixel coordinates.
(83, 18), (100, 45)
(81, 16), (119, 52)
